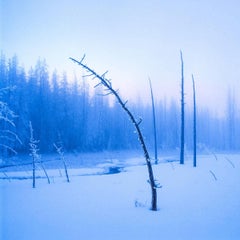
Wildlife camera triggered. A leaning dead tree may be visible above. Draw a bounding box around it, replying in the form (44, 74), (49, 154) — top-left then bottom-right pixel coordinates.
(70, 55), (158, 211)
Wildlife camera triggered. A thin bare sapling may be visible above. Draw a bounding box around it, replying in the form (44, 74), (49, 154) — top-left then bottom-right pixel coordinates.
(29, 122), (50, 188)
(54, 141), (70, 183)
(70, 55), (159, 211)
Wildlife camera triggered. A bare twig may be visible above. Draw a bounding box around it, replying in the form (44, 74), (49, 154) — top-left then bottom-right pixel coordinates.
(225, 157), (235, 168)
(209, 170), (217, 181)
(2, 171), (11, 182)
(212, 152), (218, 161)
(0, 144), (17, 154)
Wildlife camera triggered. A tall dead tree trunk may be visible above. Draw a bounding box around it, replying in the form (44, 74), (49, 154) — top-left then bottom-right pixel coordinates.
(29, 122), (39, 188)
(70, 56), (158, 211)
(149, 78), (158, 164)
(180, 51), (185, 165)
(192, 75), (197, 167)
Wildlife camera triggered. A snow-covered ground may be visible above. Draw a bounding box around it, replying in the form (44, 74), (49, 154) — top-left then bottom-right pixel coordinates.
(1, 153), (240, 240)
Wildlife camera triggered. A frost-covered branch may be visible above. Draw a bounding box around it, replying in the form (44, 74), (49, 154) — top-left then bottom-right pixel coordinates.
(0, 130), (22, 144)
(0, 86), (21, 156)
(0, 143), (17, 154)
(0, 86), (16, 98)
(0, 101), (17, 127)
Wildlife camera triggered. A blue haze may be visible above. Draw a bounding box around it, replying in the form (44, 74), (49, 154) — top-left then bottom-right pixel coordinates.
(1, 0), (240, 114)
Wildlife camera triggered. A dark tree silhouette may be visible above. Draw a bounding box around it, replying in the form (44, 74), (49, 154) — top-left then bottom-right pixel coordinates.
(70, 55), (159, 211)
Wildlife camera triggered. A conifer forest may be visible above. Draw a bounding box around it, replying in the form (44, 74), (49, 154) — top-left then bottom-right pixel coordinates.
(1, 54), (239, 157)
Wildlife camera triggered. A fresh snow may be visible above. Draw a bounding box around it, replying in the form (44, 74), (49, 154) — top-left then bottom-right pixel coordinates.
(1, 153), (240, 240)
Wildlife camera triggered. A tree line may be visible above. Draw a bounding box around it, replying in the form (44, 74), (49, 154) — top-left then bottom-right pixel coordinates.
(0, 54), (239, 157)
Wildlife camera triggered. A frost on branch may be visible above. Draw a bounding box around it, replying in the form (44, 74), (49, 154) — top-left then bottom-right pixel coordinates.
(0, 87), (21, 156)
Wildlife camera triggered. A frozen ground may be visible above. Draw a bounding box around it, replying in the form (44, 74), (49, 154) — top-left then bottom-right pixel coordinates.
(1, 152), (240, 240)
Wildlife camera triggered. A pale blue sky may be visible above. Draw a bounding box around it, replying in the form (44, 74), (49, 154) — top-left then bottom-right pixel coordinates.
(1, 0), (240, 113)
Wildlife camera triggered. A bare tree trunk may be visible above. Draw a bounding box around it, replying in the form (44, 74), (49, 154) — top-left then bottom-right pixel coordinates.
(70, 56), (158, 211)
(29, 121), (40, 188)
(192, 75), (197, 167)
(149, 78), (158, 164)
(32, 155), (36, 188)
(63, 161), (70, 183)
(29, 122), (36, 188)
(180, 51), (185, 165)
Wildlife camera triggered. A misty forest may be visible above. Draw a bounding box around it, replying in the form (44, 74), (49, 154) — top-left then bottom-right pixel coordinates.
(1, 54), (239, 156)
(1, 53), (240, 240)
(2, 0), (240, 238)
